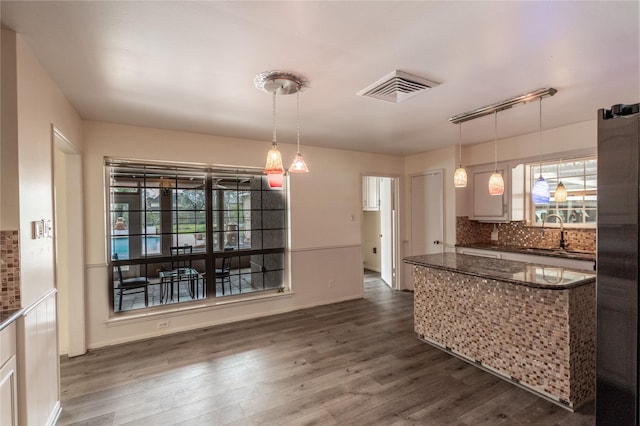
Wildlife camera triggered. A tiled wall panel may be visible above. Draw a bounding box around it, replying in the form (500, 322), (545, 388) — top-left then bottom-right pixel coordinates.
(0, 231), (21, 312)
(413, 265), (595, 409)
(456, 216), (596, 253)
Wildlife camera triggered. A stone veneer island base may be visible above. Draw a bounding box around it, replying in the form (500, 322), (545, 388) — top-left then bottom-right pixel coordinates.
(404, 253), (596, 410)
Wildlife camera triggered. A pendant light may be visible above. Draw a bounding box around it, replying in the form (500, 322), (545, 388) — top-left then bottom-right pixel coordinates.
(532, 98), (551, 204)
(264, 91), (285, 188)
(555, 181), (567, 202)
(488, 111), (504, 196)
(289, 91), (309, 173)
(453, 122), (467, 188)
(255, 71), (309, 188)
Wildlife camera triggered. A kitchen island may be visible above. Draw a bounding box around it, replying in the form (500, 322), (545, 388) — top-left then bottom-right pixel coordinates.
(404, 252), (595, 410)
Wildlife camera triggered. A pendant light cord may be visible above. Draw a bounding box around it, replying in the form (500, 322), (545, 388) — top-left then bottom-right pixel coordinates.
(538, 97), (543, 177)
(494, 111), (498, 172)
(458, 123), (462, 165)
(296, 90), (301, 153)
(272, 91), (277, 144)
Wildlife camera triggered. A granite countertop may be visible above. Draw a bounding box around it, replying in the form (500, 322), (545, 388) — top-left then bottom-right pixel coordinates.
(403, 253), (595, 289)
(0, 308), (23, 331)
(456, 243), (596, 262)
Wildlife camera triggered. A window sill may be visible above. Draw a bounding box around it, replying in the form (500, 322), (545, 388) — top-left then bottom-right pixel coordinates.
(106, 290), (294, 327)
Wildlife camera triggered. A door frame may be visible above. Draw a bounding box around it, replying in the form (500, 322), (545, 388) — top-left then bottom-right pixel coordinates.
(361, 173), (401, 290)
(52, 125), (86, 357)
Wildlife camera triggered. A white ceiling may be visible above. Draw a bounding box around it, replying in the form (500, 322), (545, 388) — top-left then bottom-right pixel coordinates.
(1, 1), (638, 155)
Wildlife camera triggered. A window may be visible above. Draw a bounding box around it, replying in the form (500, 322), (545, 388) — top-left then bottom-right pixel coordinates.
(526, 156), (597, 227)
(107, 161), (286, 313)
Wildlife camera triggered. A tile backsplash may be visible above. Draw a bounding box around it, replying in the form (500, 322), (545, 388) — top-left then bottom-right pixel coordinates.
(1, 230), (21, 312)
(456, 216), (596, 253)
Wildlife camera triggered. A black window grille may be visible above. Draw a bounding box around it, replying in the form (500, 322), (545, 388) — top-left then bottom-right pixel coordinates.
(107, 160), (286, 313)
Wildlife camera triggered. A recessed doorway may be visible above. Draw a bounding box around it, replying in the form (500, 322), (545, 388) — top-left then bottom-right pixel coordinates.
(361, 175), (400, 289)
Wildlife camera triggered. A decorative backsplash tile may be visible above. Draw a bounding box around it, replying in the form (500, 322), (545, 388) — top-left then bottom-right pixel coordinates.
(0, 230), (21, 312)
(456, 216), (596, 253)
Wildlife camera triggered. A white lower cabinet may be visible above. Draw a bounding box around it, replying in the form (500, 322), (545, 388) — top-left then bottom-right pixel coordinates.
(0, 322), (18, 426)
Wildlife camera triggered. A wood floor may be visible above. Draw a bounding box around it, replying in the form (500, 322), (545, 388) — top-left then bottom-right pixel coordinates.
(58, 272), (595, 425)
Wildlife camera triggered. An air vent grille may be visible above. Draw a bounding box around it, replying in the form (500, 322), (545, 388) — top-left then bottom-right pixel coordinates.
(357, 70), (440, 103)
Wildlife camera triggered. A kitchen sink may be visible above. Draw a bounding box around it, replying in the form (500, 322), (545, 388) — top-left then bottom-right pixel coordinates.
(521, 247), (594, 259)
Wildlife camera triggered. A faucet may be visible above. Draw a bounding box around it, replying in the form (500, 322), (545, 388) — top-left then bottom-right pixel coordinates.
(542, 213), (566, 249)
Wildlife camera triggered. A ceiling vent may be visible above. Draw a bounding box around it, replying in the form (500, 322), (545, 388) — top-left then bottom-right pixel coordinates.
(357, 70), (440, 103)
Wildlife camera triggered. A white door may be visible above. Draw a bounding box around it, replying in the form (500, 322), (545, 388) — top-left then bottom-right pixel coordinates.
(379, 177), (393, 287)
(411, 171), (443, 256)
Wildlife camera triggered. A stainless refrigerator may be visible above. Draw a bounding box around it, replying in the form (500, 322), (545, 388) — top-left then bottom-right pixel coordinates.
(597, 102), (640, 425)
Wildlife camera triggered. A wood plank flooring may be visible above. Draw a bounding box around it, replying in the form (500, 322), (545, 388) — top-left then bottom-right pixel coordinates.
(58, 272), (595, 425)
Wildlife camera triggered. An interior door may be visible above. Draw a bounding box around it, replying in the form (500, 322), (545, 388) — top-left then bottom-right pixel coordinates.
(411, 171), (443, 256)
(379, 177), (393, 287)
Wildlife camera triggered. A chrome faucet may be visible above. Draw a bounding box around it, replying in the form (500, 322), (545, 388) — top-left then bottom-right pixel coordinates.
(542, 213), (566, 249)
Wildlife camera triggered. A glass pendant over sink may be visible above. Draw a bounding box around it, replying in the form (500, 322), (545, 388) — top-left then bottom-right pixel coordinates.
(555, 181), (567, 202)
(488, 111), (504, 196)
(532, 98), (551, 204)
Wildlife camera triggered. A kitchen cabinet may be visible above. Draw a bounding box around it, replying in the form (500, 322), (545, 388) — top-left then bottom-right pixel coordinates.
(362, 176), (380, 211)
(0, 322), (18, 426)
(468, 164), (509, 222)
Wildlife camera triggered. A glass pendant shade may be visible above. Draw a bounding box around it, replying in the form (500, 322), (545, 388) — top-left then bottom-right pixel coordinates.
(266, 172), (284, 189)
(453, 123), (467, 188)
(487, 112), (503, 196)
(265, 141), (284, 173)
(265, 141), (285, 189)
(532, 176), (551, 204)
(531, 99), (551, 204)
(289, 152), (309, 173)
(555, 181), (567, 202)
(453, 166), (467, 188)
(488, 172), (504, 196)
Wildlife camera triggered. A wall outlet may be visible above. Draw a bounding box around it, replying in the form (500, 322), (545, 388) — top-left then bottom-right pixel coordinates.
(157, 320), (169, 329)
(491, 224), (499, 241)
(328, 280), (335, 288)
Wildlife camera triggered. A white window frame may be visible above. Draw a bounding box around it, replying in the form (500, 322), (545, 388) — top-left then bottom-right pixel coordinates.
(524, 155), (597, 229)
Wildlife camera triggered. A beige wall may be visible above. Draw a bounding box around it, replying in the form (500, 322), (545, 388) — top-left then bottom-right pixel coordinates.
(15, 34), (83, 307)
(2, 31), (83, 425)
(83, 121), (404, 348)
(1, 29), (20, 230)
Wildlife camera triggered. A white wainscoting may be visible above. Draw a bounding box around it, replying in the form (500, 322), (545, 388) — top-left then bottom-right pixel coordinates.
(86, 245), (364, 349)
(17, 289), (60, 426)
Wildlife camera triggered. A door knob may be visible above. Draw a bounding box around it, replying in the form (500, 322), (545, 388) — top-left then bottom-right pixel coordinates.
(433, 240), (441, 245)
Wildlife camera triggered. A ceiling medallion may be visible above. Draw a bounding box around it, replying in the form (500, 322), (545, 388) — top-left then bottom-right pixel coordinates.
(254, 71), (309, 95)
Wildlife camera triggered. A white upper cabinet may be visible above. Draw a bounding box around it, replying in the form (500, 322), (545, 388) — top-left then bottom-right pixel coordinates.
(362, 176), (380, 211)
(467, 163), (510, 222)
